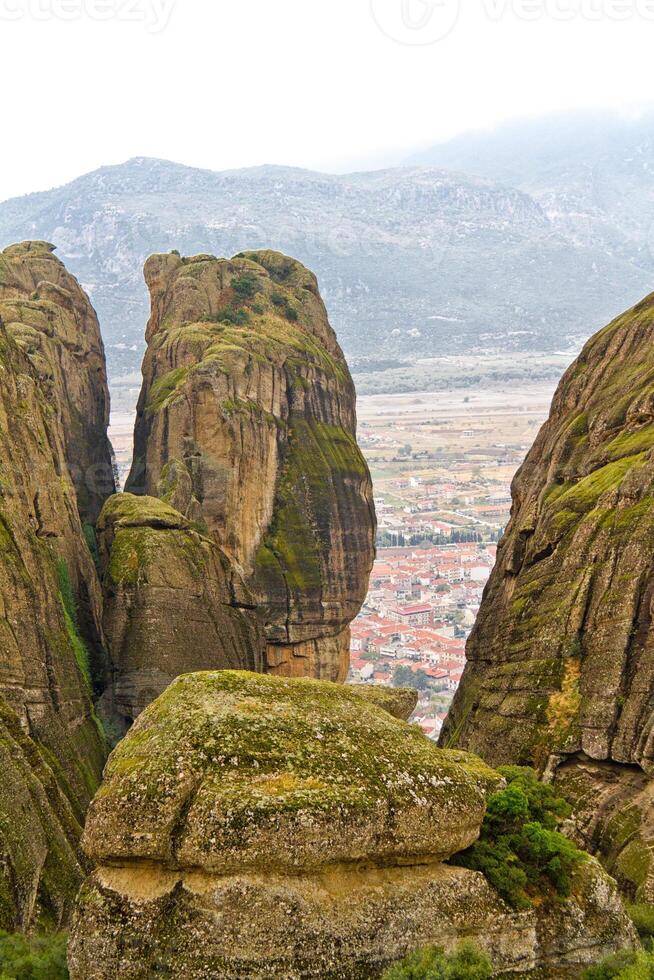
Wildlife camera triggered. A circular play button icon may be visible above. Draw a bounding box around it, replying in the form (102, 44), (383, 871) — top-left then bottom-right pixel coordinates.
(370, 0), (461, 45)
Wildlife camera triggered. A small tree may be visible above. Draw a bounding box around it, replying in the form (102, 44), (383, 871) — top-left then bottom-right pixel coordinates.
(452, 767), (585, 910)
(392, 665), (415, 689)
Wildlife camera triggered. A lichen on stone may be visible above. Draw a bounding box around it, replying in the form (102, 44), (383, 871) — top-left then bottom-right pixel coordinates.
(83, 670), (501, 873)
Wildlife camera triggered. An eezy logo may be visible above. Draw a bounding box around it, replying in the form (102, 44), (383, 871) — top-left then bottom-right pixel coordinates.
(370, 0), (461, 45)
(0, 0), (176, 33)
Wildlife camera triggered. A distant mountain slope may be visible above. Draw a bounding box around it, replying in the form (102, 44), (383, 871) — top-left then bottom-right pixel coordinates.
(408, 109), (654, 260)
(0, 155), (650, 379)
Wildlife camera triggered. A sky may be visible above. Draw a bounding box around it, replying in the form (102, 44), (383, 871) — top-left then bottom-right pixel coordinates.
(1, 0), (654, 201)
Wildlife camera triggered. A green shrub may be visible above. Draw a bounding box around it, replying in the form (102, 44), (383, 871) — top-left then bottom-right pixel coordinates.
(200, 307), (249, 326)
(231, 272), (259, 299)
(382, 942), (492, 979)
(583, 948), (654, 978)
(219, 307), (249, 326)
(271, 290), (299, 321)
(0, 931), (68, 979)
(452, 766), (585, 909)
(627, 904), (654, 940)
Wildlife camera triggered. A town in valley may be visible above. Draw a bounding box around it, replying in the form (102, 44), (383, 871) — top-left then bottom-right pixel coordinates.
(348, 381), (557, 739)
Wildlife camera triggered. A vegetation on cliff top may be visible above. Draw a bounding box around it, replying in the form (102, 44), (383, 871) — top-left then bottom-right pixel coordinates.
(144, 253), (349, 418)
(452, 766), (586, 909)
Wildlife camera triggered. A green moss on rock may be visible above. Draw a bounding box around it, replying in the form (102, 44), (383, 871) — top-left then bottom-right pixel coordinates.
(146, 367), (189, 415)
(83, 671), (502, 874)
(255, 416), (370, 599)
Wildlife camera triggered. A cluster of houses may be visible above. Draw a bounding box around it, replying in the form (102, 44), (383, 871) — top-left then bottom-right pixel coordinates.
(374, 473), (512, 543)
(348, 543), (497, 739)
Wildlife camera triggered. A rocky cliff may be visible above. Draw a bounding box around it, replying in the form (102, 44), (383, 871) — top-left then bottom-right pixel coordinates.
(68, 671), (635, 979)
(125, 250), (375, 682)
(440, 290), (654, 898)
(0, 243), (114, 930)
(0, 242), (115, 523)
(96, 493), (265, 731)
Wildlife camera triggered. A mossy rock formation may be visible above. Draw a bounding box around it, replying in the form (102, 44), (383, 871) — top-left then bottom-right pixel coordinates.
(554, 756), (654, 904)
(0, 244), (113, 929)
(96, 493), (265, 731)
(441, 290), (654, 773)
(81, 671), (501, 870)
(438, 289), (654, 900)
(125, 250), (376, 682)
(0, 242), (115, 523)
(68, 672), (635, 979)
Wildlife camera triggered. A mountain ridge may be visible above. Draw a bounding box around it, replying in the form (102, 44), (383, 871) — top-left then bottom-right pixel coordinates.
(0, 151), (650, 383)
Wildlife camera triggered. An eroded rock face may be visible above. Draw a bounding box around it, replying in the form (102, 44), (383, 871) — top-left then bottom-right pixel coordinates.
(96, 494), (265, 730)
(0, 246), (112, 929)
(68, 671), (635, 979)
(0, 242), (115, 523)
(125, 250), (375, 682)
(69, 859), (635, 980)
(441, 291), (654, 774)
(554, 756), (654, 904)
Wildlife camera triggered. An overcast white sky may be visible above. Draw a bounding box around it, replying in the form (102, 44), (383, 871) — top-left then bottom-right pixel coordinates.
(1, 0), (654, 201)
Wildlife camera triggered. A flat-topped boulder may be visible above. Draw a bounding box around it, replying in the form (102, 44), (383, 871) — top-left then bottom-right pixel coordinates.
(69, 672), (637, 979)
(83, 671), (500, 872)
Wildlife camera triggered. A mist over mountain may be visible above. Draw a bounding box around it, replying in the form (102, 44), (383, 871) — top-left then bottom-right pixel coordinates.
(0, 138), (652, 381)
(409, 108), (654, 258)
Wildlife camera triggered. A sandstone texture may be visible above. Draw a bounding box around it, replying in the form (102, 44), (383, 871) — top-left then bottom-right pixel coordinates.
(0, 244), (113, 929)
(68, 671), (635, 979)
(441, 291), (654, 774)
(0, 241), (115, 523)
(96, 493), (265, 730)
(68, 858), (635, 980)
(125, 250), (375, 682)
(554, 756), (654, 905)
